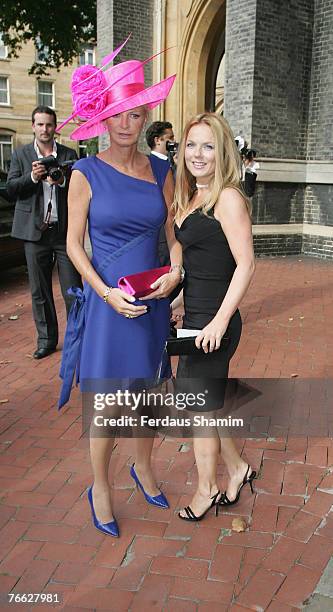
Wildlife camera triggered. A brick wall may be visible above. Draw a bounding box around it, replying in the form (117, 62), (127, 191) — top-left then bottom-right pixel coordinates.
(252, 0), (314, 159)
(302, 235), (333, 259)
(224, 0), (257, 142)
(252, 183), (305, 225)
(224, 0), (314, 158)
(254, 234), (302, 257)
(95, 0), (333, 259)
(307, 0), (333, 160)
(224, 0), (333, 259)
(304, 184), (333, 226)
(96, 0), (154, 150)
(113, 0), (154, 86)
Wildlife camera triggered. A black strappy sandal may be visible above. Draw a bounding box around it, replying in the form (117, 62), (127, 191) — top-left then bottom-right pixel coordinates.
(178, 490), (221, 522)
(218, 465), (256, 509)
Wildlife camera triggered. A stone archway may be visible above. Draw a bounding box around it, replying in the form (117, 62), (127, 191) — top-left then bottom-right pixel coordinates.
(177, 0), (226, 129)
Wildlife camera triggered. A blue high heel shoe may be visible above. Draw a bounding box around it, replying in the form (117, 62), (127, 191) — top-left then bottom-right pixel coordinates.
(130, 464), (169, 508)
(87, 486), (119, 537)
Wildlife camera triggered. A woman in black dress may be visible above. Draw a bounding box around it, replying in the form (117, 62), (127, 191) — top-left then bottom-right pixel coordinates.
(172, 113), (256, 521)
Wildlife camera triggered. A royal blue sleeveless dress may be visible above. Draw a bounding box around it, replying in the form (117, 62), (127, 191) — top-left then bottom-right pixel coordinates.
(59, 155), (171, 407)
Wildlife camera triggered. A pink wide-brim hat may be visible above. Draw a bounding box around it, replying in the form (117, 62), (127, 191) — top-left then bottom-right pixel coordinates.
(71, 62), (175, 141)
(57, 37), (176, 141)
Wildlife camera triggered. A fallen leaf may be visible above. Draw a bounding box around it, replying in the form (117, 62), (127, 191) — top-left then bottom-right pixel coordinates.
(15, 303), (23, 307)
(0, 399), (9, 404)
(8, 315), (19, 320)
(25, 354), (33, 359)
(288, 317), (293, 321)
(0, 360), (12, 364)
(232, 517), (247, 532)
(300, 316), (304, 320)
(291, 373), (298, 378)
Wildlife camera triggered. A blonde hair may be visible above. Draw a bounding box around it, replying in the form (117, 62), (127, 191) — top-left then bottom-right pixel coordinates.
(173, 112), (250, 223)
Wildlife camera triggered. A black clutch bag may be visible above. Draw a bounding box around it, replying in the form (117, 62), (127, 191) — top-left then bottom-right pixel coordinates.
(167, 334), (230, 356)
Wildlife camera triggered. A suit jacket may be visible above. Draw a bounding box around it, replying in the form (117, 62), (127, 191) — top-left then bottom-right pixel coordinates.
(7, 142), (78, 242)
(149, 153), (172, 266)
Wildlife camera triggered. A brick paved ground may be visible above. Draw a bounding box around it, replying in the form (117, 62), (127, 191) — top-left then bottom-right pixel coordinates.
(0, 255), (333, 611)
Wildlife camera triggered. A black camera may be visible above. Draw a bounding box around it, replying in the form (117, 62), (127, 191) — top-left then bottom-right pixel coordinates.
(166, 141), (179, 168)
(240, 146), (257, 160)
(39, 156), (74, 181)
(166, 141), (179, 155)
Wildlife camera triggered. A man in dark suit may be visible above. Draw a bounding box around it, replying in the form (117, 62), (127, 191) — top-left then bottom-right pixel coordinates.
(7, 105), (82, 359)
(146, 121), (184, 305)
(146, 121), (175, 267)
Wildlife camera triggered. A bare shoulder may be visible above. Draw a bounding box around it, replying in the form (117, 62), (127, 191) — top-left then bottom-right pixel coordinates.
(215, 187), (249, 221)
(219, 186), (246, 207)
(70, 168), (90, 188)
(69, 169), (91, 201)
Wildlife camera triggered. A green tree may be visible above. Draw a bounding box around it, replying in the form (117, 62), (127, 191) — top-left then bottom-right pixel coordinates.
(85, 137), (99, 157)
(0, 1), (97, 75)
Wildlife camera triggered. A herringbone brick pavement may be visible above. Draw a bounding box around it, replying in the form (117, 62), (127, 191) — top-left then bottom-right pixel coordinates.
(0, 256), (332, 610)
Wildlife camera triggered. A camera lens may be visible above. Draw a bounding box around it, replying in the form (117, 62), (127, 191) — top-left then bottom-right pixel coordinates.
(49, 167), (62, 181)
(166, 141), (178, 153)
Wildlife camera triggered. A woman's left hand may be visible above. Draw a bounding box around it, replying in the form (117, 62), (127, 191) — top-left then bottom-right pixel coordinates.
(195, 317), (229, 353)
(139, 270), (181, 300)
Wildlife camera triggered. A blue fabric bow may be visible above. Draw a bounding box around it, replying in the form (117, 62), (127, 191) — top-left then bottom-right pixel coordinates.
(58, 286), (86, 409)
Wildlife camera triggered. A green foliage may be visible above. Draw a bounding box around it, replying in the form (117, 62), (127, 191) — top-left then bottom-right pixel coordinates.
(85, 137), (99, 157)
(0, 0), (97, 75)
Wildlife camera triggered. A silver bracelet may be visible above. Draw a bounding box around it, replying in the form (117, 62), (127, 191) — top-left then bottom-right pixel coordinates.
(103, 286), (114, 303)
(170, 265), (185, 283)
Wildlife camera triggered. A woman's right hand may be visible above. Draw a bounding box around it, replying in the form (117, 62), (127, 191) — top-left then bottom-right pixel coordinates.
(107, 288), (148, 318)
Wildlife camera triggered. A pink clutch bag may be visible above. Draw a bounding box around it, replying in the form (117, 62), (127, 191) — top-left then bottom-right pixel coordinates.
(118, 266), (171, 298)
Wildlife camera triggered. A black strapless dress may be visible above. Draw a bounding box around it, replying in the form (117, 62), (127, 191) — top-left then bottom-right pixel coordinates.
(174, 209), (242, 379)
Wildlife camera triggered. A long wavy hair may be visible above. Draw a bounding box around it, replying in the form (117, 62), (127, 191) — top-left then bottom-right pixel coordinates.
(173, 113), (250, 223)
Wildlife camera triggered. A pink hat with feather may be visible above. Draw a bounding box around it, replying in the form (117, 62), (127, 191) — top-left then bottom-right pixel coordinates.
(57, 36), (176, 141)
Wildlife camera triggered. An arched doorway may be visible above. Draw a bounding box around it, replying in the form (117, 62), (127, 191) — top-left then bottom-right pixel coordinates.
(177, 0), (226, 128)
(215, 55), (225, 114)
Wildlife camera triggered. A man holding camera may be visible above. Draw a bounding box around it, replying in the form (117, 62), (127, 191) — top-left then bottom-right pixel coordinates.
(146, 120), (175, 162)
(235, 135), (259, 198)
(146, 121), (178, 267)
(7, 106), (82, 359)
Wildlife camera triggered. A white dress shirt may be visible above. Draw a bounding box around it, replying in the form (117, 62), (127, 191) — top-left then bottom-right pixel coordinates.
(150, 150), (168, 161)
(31, 140), (65, 223)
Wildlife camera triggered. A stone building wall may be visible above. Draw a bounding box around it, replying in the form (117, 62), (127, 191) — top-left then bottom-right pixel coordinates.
(252, 0), (314, 160)
(113, 0), (154, 86)
(97, 0), (154, 150)
(307, 0), (333, 160)
(301, 0), (333, 258)
(224, 0), (257, 143)
(96, 0), (333, 259)
(224, 0), (333, 259)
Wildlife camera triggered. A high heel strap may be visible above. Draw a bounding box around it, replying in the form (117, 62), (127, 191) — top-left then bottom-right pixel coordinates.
(184, 505), (197, 520)
(211, 490), (221, 505)
(218, 466), (257, 508)
(179, 490), (221, 522)
(248, 469), (256, 493)
(242, 464), (251, 484)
